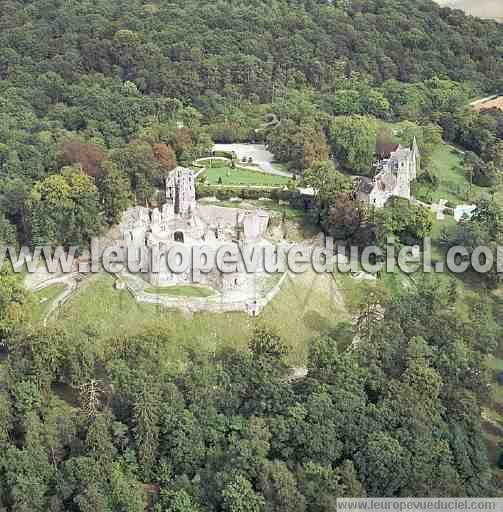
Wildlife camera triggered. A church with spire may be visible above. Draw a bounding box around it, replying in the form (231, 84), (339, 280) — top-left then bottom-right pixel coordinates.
(355, 137), (420, 207)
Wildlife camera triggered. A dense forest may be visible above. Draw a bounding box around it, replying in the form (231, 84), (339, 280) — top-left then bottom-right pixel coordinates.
(0, 275), (499, 510)
(1, 0), (503, 246)
(1, 0), (503, 509)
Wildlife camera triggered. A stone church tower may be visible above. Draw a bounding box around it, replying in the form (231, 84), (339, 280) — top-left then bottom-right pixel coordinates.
(355, 138), (420, 207)
(166, 167), (197, 216)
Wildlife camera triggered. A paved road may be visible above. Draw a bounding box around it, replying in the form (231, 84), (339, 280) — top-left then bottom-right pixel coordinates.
(195, 156), (292, 179)
(211, 144), (293, 178)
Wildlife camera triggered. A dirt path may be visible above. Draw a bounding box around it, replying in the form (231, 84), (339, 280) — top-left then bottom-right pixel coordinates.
(29, 273), (87, 327)
(470, 96), (503, 111)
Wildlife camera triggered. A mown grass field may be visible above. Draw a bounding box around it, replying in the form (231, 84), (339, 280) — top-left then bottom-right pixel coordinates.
(199, 164), (289, 187)
(51, 270), (348, 366)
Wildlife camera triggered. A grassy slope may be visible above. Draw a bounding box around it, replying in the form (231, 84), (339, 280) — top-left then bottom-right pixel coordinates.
(52, 270), (348, 367)
(483, 355), (503, 481)
(143, 285), (215, 297)
(28, 284), (67, 325)
(425, 139), (503, 385)
(414, 145), (466, 203)
(430, 145), (466, 202)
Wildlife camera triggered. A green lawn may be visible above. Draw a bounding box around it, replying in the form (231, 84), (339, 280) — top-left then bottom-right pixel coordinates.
(50, 270), (348, 366)
(486, 356), (503, 403)
(430, 215), (457, 262)
(414, 144), (485, 204)
(144, 285), (215, 297)
(199, 164), (289, 187)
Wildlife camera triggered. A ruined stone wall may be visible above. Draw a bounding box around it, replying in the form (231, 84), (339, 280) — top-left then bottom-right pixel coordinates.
(123, 271), (289, 316)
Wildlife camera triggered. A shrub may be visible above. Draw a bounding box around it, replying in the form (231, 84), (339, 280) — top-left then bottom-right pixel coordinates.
(196, 185), (297, 204)
(213, 150), (236, 160)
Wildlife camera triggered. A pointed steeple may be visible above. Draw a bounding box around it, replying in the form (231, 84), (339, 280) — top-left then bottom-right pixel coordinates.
(411, 136), (420, 158)
(410, 136), (420, 178)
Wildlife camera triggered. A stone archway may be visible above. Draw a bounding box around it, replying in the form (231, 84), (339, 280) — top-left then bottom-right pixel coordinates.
(174, 231), (184, 243)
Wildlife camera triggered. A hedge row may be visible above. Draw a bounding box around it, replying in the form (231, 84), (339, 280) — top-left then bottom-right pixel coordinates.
(196, 184), (299, 203)
(211, 150), (236, 160)
(196, 185), (286, 201)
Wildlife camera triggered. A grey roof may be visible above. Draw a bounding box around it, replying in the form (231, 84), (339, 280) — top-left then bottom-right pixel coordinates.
(355, 177), (374, 194)
(392, 148), (412, 160)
